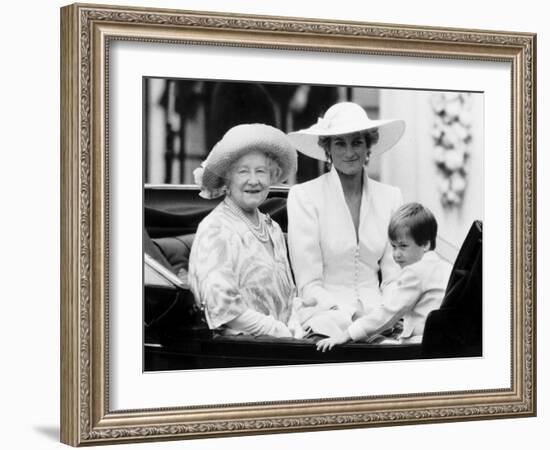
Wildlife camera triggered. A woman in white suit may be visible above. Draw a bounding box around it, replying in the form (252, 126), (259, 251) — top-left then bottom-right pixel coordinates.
(287, 102), (406, 337)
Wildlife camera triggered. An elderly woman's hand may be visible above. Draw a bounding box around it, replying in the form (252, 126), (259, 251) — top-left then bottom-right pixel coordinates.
(262, 317), (292, 338)
(287, 315), (305, 339)
(271, 320), (292, 338)
(288, 297), (316, 338)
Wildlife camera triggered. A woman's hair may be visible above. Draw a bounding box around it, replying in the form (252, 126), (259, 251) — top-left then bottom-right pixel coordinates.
(224, 151), (283, 186)
(265, 153), (283, 183)
(388, 203), (438, 250)
(318, 129), (380, 162)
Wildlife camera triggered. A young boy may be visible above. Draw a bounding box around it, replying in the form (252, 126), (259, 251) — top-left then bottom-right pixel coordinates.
(316, 202), (452, 351)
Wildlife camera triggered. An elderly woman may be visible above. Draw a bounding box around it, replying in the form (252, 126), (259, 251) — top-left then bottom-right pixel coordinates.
(189, 123), (299, 338)
(287, 102), (406, 337)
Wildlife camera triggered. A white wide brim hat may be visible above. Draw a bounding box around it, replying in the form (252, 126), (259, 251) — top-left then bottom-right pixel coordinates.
(288, 102), (406, 161)
(194, 123), (297, 199)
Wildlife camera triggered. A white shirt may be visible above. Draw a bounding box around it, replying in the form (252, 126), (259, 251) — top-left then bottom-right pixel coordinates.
(287, 167), (403, 323)
(348, 251), (452, 343)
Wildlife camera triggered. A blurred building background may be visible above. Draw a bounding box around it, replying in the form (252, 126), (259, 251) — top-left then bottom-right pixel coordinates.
(144, 78), (483, 251)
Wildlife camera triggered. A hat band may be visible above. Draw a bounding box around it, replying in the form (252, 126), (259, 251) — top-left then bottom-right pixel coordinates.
(315, 117), (377, 134)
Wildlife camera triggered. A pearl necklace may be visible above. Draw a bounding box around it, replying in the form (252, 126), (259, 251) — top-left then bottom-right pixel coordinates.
(224, 197), (270, 243)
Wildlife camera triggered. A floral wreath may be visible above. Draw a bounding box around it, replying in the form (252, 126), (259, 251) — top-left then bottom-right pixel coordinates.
(431, 92), (473, 208)
(193, 163), (228, 199)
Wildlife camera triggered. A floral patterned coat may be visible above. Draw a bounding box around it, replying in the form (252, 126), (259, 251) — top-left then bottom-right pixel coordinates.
(189, 200), (295, 333)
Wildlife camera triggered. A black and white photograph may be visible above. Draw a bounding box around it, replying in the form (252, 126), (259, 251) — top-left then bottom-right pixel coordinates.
(53, 1), (538, 447)
(143, 79), (483, 371)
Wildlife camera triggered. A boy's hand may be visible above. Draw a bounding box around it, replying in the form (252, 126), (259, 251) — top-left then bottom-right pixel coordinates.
(316, 330), (351, 352)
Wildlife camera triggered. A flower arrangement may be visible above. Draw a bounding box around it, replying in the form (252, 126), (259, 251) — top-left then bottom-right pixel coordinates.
(431, 92), (473, 208)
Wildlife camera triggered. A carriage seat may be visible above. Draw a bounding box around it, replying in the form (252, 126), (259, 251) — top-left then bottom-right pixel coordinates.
(150, 234), (195, 276)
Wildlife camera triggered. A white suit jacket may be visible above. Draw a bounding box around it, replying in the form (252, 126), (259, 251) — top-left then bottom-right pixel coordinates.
(348, 251), (452, 343)
(287, 167), (403, 321)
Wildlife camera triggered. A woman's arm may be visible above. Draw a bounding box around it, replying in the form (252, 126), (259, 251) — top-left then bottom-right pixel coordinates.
(348, 268), (421, 341)
(226, 309), (291, 337)
(379, 186), (404, 291)
(189, 221), (248, 329)
(287, 187), (338, 312)
(189, 220), (292, 337)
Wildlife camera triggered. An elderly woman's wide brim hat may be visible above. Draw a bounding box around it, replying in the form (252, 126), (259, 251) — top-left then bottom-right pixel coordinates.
(288, 102), (406, 161)
(194, 123), (297, 199)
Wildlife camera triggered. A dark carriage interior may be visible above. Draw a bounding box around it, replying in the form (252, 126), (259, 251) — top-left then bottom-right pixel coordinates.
(144, 186), (482, 371)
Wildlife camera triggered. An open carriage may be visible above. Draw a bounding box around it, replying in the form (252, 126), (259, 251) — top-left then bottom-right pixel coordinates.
(144, 185), (482, 371)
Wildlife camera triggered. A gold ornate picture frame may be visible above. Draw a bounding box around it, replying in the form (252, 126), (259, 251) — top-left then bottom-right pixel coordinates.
(60, 2), (536, 446)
